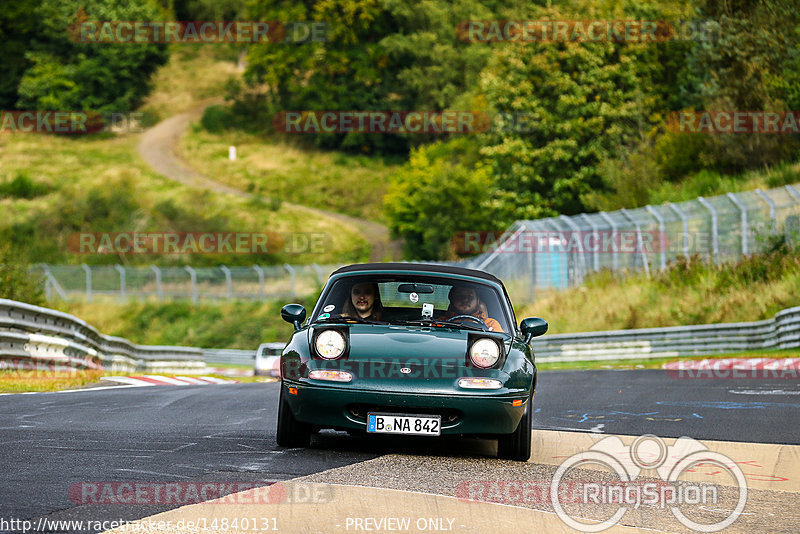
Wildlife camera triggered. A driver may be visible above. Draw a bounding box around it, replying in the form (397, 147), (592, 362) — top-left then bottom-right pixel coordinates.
(341, 282), (383, 321)
(441, 285), (503, 332)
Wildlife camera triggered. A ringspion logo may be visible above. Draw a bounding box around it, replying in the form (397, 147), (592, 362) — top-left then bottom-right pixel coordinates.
(551, 434), (747, 532)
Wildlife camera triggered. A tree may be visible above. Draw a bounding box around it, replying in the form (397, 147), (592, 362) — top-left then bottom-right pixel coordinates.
(14, 0), (168, 113)
(384, 138), (497, 259)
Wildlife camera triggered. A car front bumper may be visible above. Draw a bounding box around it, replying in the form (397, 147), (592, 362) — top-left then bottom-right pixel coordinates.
(282, 381), (531, 435)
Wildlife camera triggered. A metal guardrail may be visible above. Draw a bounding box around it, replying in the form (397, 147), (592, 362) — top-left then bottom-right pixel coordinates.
(4, 297), (798, 374)
(203, 343), (286, 366)
(0, 299), (206, 373)
(531, 305), (800, 362)
(204, 348), (257, 365)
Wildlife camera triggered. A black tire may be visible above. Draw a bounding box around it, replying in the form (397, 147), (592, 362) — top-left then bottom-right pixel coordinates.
(497, 391), (533, 461)
(276, 383), (311, 448)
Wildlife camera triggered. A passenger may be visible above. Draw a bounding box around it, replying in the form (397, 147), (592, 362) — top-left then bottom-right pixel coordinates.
(442, 285), (503, 332)
(341, 282), (383, 321)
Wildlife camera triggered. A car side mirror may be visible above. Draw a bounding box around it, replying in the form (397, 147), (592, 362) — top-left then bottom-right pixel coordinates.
(520, 317), (548, 344)
(281, 304), (306, 331)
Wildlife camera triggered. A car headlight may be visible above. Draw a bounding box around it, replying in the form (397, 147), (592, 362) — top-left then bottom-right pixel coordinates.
(469, 338), (500, 368)
(315, 329), (346, 359)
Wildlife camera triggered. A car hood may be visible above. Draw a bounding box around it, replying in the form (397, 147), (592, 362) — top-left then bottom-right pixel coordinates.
(310, 323), (509, 366)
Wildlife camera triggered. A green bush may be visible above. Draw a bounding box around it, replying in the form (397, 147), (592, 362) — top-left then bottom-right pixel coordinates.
(0, 244), (45, 306)
(0, 173), (50, 199)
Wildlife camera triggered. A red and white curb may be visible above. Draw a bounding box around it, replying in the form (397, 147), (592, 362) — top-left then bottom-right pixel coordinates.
(101, 375), (237, 387)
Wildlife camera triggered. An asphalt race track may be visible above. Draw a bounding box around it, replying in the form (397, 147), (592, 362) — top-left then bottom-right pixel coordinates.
(1, 370), (798, 533)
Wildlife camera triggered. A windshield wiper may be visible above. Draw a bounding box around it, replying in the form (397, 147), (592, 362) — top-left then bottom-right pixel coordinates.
(312, 316), (388, 325)
(393, 319), (485, 332)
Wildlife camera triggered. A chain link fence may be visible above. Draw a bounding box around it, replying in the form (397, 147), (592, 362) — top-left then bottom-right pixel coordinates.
(37, 264), (339, 303)
(465, 184), (800, 302)
(34, 184), (800, 304)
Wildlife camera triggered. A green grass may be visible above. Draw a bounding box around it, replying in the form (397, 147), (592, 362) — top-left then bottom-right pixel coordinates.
(0, 125), (369, 266)
(179, 128), (402, 221)
(138, 45), (242, 120)
(0, 369), (274, 393)
(647, 160), (800, 206)
(0, 369), (107, 393)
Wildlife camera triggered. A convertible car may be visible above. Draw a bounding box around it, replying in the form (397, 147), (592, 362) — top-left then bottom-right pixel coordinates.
(275, 262), (548, 460)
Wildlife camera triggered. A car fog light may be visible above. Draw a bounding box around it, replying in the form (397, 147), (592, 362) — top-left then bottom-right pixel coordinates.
(458, 377), (502, 389)
(309, 370), (353, 382)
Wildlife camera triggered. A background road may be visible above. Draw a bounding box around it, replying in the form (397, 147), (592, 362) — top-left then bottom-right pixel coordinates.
(1, 370), (798, 532)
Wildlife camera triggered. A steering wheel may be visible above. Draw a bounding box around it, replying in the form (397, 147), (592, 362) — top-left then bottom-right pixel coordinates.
(443, 314), (489, 331)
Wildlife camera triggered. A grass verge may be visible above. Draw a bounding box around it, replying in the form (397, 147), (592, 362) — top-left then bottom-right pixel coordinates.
(0, 369), (273, 394)
(0, 131), (369, 266)
(179, 128), (401, 221)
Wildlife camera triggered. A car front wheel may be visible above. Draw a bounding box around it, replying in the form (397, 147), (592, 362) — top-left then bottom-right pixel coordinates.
(276, 383), (311, 448)
(497, 391), (533, 461)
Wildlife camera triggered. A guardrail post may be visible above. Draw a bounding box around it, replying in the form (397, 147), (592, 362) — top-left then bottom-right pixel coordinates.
(697, 197), (719, 263)
(620, 209), (650, 277)
(81, 264), (92, 302)
(786, 185), (800, 243)
(184, 266), (198, 304)
(220, 265), (232, 299)
(39, 264), (67, 301)
(150, 265), (162, 301)
(284, 264), (296, 300)
(579, 214), (600, 272)
(114, 265), (126, 301)
(786, 184), (800, 205)
(755, 188), (777, 234)
(598, 211), (619, 271)
(726, 193), (748, 255)
(644, 206), (667, 270)
(253, 265), (265, 301)
(311, 263), (323, 286)
(667, 202), (690, 260)
(558, 214), (587, 285)
(475, 223), (524, 271)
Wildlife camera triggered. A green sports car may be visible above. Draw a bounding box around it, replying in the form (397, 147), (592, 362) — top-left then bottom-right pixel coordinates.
(276, 262), (548, 461)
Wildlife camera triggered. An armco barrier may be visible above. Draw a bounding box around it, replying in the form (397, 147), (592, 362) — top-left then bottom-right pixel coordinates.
(0, 299), (205, 373)
(531, 305), (800, 362)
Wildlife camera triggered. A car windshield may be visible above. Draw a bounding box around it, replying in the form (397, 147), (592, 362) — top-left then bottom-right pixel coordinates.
(312, 274), (511, 333)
